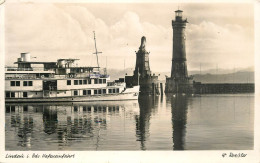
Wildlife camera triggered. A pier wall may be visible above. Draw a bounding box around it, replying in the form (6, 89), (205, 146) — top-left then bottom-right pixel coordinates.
(125, 76), (160, 95)
(193, 83), (254, 94)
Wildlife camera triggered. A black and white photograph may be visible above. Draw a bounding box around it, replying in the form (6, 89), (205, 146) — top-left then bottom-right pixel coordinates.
(0, 0), (259, 162)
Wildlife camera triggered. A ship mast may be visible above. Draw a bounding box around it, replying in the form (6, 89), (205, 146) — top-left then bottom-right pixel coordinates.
(93, 31), (102, 71)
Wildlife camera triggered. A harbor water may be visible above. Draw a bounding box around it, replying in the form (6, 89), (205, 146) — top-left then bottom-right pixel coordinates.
(5, 94), (254, 150)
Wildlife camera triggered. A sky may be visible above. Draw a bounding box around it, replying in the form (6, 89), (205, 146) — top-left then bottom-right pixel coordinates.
(5, 2), (254, 72)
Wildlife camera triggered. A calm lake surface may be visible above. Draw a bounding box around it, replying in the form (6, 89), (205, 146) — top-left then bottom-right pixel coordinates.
(5, 94), (254, 150)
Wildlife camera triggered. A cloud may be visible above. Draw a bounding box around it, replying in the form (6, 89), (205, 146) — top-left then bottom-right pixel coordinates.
(186, 21), (254, 70)
(5, 3), (91, 64)
(5, 3), (254, 73)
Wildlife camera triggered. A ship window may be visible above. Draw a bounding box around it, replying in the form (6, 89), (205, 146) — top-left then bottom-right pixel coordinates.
(98, 89), (102, 94)
(67, 80), (71, 85)
(109, 89), (112, 93)
(16, 81), (20, 86)
(23, 81), (33, 86)
(23, 81), (28, 86)
(89, 79), (92, 84)
(23, 92), (27, 98)
(94, 79), (98, 84)
(83, 80), (87, 84)
(11, 106), (15, 112)
(116, 88), (119, 93)
(23, 106), (28, 111)
(113, 89), (116, 93)
(79, 80), (83, 85)
(74, 106), (78, 112)
(10, 81), (15, 86)
(87, 90), (91, 95)
(74, 90), (78, 95)
(103, 79), (106, 83)
(94, 90), (97, 94)
(99, 79), (102, 84)
(74, 80), (78, 85)
(103, 89), (106, 94)
(83, 90), (87, 95)
(11, 92), (15, 97)
(6, 92), (10, 98)
(5, 106), (10, 112)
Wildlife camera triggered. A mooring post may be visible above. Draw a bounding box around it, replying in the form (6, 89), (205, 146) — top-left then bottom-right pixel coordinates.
(160, 83), (163, 95)
(152, 83), (155, 95)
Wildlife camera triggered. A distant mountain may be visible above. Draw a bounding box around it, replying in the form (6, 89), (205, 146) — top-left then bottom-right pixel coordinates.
(192, 71), (254, 83)
(189, 66), (254, 75)
(106, 68), (254, 84)
(106, 68), (134, 81)
(106, 68), (164, 81)
(156, 71), (254, 83)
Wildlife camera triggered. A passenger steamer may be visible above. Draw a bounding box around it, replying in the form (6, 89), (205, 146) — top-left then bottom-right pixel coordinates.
(5, 34), (139, 103)
(5, 53), (139, 103)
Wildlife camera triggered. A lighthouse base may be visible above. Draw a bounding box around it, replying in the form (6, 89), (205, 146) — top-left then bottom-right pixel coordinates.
(165, 77), (194, 94)
(125, 75), (160, 95)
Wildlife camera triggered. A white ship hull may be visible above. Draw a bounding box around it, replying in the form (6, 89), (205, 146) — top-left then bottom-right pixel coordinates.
(6, 86), (139, 103)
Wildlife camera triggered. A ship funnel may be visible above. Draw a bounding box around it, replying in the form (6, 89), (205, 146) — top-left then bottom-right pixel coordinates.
(21, 53), (30, 62)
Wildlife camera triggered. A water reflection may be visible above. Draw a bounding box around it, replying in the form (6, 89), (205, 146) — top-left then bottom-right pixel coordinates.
(43, 107), (57, 135)
(7, 105), (34, 148)
(5, 94), (254, 150)
(4, 96), (192, 150)
(18, 116), (33, 148)
(167, 95), (189, 150)
(5, 101), (139, 150)
(136, 95), (159, 150)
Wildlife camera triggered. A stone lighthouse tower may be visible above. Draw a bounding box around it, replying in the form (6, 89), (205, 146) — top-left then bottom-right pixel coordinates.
(165, 10), (193, 94)
(133, 36), (151, 78)
(125, 36), (159, 95)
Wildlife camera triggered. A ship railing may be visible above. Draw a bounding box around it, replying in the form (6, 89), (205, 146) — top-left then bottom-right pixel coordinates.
(5, 71), (109, 79)
(5, 76), (54, 80)
(5, 67), (55, 72)
(90, 74), (110, 78)
(5, 76), (38, 79)
(5, 74), (91, 80)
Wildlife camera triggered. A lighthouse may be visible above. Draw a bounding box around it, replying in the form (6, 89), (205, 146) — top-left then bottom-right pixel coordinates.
(125, 36), (160, 95)
(133, 36), (152, 78)
(165, 10), (193, 94)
